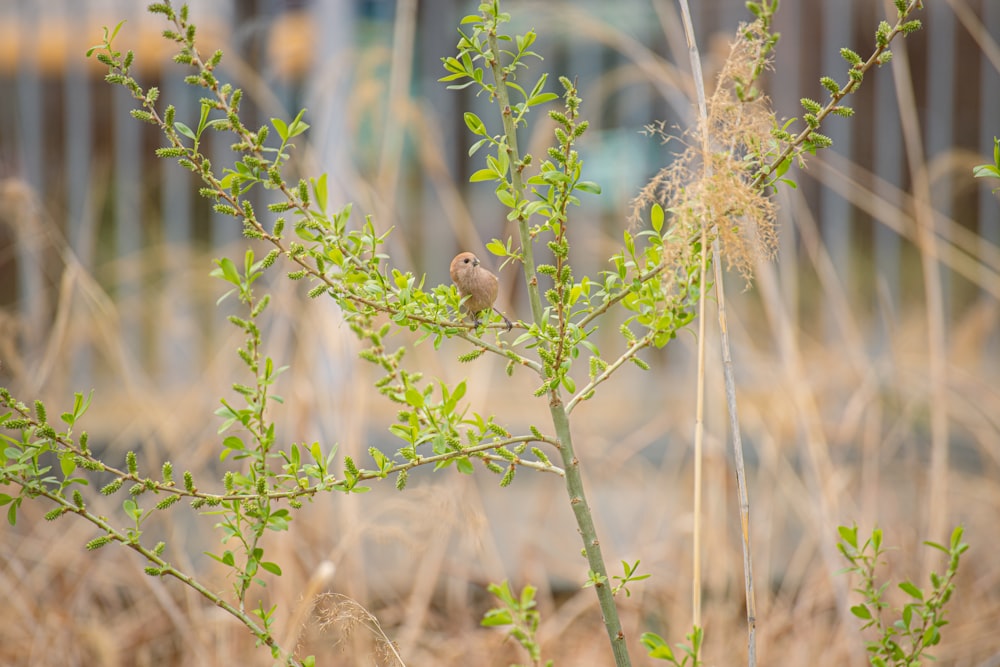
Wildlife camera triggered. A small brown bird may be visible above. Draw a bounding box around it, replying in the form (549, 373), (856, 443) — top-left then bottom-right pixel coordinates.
(449, 251), (513, 331)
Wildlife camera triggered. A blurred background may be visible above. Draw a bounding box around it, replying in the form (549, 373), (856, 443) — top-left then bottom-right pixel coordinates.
(1, 0), (999, 665)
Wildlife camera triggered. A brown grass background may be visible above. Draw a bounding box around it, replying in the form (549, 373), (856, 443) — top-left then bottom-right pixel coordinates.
(1, 1), (999, 665)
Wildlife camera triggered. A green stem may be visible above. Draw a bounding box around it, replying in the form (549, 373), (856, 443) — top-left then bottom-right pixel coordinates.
(485, 15), (631, 666)
(486, 23), (544, 327)
(549, 402), (631, 666)
(566, 335), (654, 414)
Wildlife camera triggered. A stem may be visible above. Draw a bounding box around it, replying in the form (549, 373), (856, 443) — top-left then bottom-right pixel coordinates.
(549, 402), (632, 666)
(485, 13), (631, 667)
(566, 335), (654, 414)
(713, 239), (758, 667)
(677, 0), (708, 630)
(678, 0), (757, 661)
(486, 23), (544, 327)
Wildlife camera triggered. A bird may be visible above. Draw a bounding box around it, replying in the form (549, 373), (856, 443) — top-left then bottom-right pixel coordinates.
(449, 251), (513, 331)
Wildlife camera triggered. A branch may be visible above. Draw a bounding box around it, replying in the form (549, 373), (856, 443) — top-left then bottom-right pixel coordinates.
(565, 333), (654, 414)
(752, 0), (923, 189)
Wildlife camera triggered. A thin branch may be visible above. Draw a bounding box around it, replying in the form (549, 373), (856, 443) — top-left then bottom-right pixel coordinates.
(0, 397), (561, 504)
(381, 435), (565, 478)
(566, 333), (654, 414)
(752, 0), (923, 189)
(484, 17), (544, 327)
(576, 258), (668, 330)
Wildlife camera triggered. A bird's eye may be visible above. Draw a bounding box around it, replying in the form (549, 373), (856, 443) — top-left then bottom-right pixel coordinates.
(464, 258), (471, 264)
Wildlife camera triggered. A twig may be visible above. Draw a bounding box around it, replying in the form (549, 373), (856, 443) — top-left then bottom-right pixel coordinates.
(565, 333), (654, 414)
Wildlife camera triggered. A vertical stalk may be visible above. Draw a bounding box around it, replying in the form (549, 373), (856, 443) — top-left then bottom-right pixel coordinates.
(679, 0), (708, 637)
(485, 18), (631, 667)
(549, 404), (632, 666)
(678, 0), (757, 663)
(485, 25), (544, 327)
(713, 244), (758, 667)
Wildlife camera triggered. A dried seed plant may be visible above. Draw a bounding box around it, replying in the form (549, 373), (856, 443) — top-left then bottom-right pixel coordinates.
(632, 20), (778, 283)
(316, 593), (405, 667)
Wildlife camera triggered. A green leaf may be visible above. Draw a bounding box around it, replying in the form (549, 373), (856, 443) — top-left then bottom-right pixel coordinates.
(519, 584), (537, 608)
(470, 168), (498, 182)
(837, 524), (858, 548)
(196, 100), (211, 135)
(311, 173), (328, 213)
(486, 239), (508, 256)
(505, 81), (527, 99)
(463, 111), (487, 136)
(850, 604), (872, 620)
(650, 203), (664, 233)
(59, 452), (77, 478)
(404, 387), (424, 409)
(174, 121), (196, 140)
(456, 457), (475, 475)
(468, 137), (490, 157)
(446, 380), (467, 413)
(285, 109), (310, 138)
(260, 561), (283, 576)
(481, 609), (514, 626)
(223, 435), (245, 450)
(575, 180), (601, 195)
(901, 603), (913, 630)
(950, 524), (966, 550)
(123, 498), (140, 521)
(640, 632), (675, 660)
(972, 165), (1000, 179)
(518, 31), (537, 53)
(528, 92), (559, 106)
(6, 498), (19, 526)
(923, 539), (948, 553)
(493, 150), (509, 179)
(214, 257), (241, 286)
(899, 581), (924, 600)
(496, 188), (516, 208)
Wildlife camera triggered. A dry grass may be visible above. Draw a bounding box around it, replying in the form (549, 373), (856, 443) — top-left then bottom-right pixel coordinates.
(2, 225), (998, 665)
(2, 2), (1000, 666)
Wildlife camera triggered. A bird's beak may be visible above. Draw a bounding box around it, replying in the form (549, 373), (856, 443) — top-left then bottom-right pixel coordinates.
(472, 258), (480, 267)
